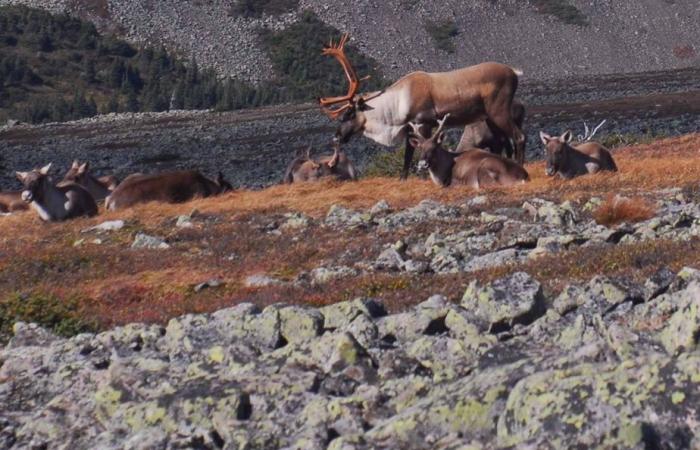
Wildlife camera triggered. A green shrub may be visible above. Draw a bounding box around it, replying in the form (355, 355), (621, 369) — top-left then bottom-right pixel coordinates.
(529, 0), (589, 26)
(599, 131), (667, 149)
(425, 19), (459, 53)
(0, 292), (98, 342)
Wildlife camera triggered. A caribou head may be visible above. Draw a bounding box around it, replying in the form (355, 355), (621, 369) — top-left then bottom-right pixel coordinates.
(16, 163), (52, 204)
(408, 114), (451, 172)
(540, 130), (573, 177)
(318, 33), (376, 143)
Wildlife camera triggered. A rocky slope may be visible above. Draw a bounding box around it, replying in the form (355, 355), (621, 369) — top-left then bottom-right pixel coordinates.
(0, 0), (697, 82)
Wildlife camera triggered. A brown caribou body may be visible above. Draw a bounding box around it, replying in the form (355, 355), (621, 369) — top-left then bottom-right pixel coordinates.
(318, 34), (526, 179)
(105, 170), (232, 211)
(16, 163), (98, 221)
(61, 160), (118, 202)
(283, 142), (357, 183)
(0, 190), (29, 213)
(456, 100), (526, 159)
(410, 115), (529, 189)
(540, 131), (617, 179)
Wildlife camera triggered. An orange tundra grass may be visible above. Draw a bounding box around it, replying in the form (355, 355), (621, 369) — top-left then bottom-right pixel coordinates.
(594, 194), (656, 227)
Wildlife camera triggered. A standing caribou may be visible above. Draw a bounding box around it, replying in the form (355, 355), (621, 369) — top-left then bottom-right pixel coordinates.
(283, 141), (357, 183)
(409, 114), (529, 189)
(318, 34), (526, 179)
(16, 163), (98, 221)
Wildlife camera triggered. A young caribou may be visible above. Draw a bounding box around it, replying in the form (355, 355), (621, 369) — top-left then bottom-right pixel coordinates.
(409, 115), (529, 189)
(540, 130), (617, 179)
(61, 160), (118, 202)
(456, 100), (526, 159)
(283, 141), (357, 183)
(16, 163), (98, 221)
(0, 191), (29, 213)
(318, 34), (526, 179)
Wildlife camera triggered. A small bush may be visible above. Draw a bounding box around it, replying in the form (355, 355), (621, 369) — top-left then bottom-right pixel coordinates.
(593, 194), (656, 227)
(364, 146), (421, 178)
(599, 131), (667, 149)
(0, 292), (98, 342)
(425, 19), (459, 53)
(529, 0), (589, 26)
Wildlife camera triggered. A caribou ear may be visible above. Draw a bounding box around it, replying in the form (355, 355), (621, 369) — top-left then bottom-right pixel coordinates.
(78, 162), (89, 174)
(356, 98), (373, 112)
(561, 130), (573, 143)
(539, 131), (551, 145)
(39, 163), (52, 175)
(16, 171), (28, 182)
(71, 160), (80, 169)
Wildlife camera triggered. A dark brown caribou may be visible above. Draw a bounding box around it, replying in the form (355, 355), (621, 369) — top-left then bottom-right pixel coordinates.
(105, 170), (232, 211)
(540, 130), (618, 179)
(456, 100), (526, 159)
(16, 163), (98, 221)
(318, 34), (526, 179)
(409, 115), (529, 189)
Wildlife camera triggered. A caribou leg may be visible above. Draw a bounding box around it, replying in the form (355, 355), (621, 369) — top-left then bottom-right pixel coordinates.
(402, 133), (415, 180)
(490, 115), (526, 166)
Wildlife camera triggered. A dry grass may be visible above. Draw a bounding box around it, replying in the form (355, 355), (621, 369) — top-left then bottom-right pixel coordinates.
(593, 194), (656, 227)
(0, 134), (699, 336)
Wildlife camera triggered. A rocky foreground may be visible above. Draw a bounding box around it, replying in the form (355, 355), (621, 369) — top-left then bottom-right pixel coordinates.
(2, 263), (700, 448)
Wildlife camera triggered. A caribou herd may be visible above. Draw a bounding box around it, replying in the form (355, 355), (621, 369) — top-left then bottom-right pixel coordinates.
(1, 34), (618, 222)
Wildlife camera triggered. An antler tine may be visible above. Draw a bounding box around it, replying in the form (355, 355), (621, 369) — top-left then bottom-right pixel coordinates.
(321, 103), (353, 120)
(432, 113), (451, 139)
(588, 119), (607, 141)
(407, 122), (422, 137)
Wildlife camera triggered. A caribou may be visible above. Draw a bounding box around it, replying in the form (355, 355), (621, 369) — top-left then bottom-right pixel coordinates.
(318, 34), (526, 179)
(0, 190), (29, 213)
(283, 141), (357, 183)
(61, 160), (119, 202)
(456, 100), (526, 159)
(16, 163), (98, 221)
(105, 170), (232, 211)
(409, 115), (529, 189)
(540, 130), (618, 179)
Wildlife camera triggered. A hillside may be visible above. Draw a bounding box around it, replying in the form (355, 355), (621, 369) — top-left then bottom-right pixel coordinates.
(2, 135), (700, 447)
(0, 0), (697, 84)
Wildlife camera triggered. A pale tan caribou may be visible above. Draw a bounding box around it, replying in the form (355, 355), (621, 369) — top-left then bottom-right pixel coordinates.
(540, 130), (617, 179)
(61, 160), (119, 202)
(409, 115), (529, 189)
(318, 34), (526, 179)
(283, 141), (357, 183)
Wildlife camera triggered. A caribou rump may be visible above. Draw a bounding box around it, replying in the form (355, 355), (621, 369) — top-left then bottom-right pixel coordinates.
(61, 160), (118, 202)
(283, 141), (357, 183)
(318, 34), (526, 179)
(105, 170), (232, 211)
(456, 100), (526, 159)
(409, 115), (529, 189)
(16, 163), (98, 221)
(0, 190), (29, 213)
(540, 130), (617, 179)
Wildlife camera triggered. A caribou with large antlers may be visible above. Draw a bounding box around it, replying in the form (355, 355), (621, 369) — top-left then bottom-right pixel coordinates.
(318, 34), (526, 178)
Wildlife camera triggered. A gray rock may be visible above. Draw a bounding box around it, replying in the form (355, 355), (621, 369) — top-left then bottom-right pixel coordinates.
(244, 273), (283, 288)
(131, 233), (170, 250)
(83, 220), (125, 233)
(374, 247), (405, 271)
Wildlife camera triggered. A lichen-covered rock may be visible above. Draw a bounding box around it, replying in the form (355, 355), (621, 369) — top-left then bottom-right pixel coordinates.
(659, 281), (700, 355)
(462, 272), (546, 332)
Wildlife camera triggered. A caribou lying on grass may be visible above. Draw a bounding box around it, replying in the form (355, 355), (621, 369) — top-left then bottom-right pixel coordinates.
(318, 34), (527, 179)
(410, 115), (529, 189)
(540, 130), (617, 179)
(456, 100), (526, 159)
(16, 163), (98, 221)
(105, 170), (232, 210)
(0, 190), (29, 213)
(283, 141), (357, 183)
(61, 160), (118, 202)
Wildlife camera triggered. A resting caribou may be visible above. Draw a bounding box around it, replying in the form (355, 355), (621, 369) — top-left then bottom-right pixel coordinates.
(0, 190), (29, 213)
(318, 34), (526, 179)
(409, 115), (529, 189)
(16, 163), (98, 221)
(61, 160), (119, 202)
(540, 130), (617, 179)
(456, 100), (526, 159)
(283, 141), (357, 183)
(105, 170), (232, 211)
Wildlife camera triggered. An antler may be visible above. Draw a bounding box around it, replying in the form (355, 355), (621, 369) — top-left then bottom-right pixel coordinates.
(578, 119), (607, 142)
(319, 33), (362, 120)
(431, 114), (451, 139)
